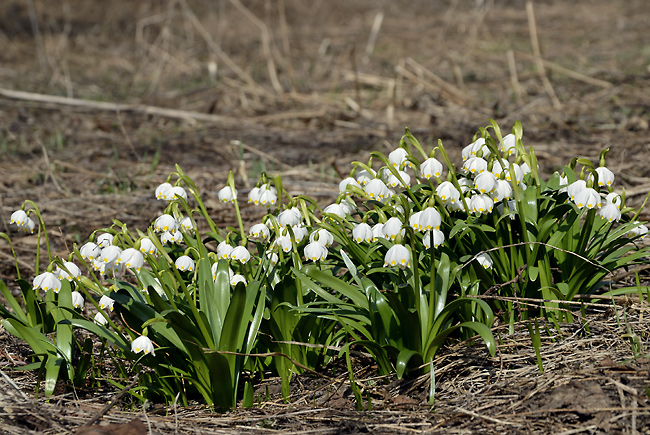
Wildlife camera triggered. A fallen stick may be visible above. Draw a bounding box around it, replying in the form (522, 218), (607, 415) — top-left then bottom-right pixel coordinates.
(515, 50), (614, 89)
(0, 87), (242, 126)
(405, 57), (473, 104)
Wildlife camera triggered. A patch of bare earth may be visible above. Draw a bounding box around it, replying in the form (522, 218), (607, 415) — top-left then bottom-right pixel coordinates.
(1, 0), (650, 433)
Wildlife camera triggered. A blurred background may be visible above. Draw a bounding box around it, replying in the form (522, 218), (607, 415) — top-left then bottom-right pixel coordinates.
(1, 0), (649, 278)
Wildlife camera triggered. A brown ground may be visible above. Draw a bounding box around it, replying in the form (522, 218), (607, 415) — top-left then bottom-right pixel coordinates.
(1, 0), (650, 433)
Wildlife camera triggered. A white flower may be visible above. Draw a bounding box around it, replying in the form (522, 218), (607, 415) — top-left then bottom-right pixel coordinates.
(278, 207), (302, 227)
(628, 222), (648, 239)
(131, 336), (155, 356)
(218, 185), (237, 203)
(500, 134), (516, 156)
(605, 192), (622, 209)
(371, 223), (385, 242)
(81, 242), (101, 262)
(352, 223), (373, 243)
(462, 157), (487, 175)
(470, 194), (494, 214)
(248, 187), (261, 205)
(382, 217), (404, 241)
(100, 246), (122, 264)
(267, 251), (279, 265)
(474, 171), (497, 194)
(17, 217), (35, 233)
(175, 255), (195, 272)
(309, 228), (334, 247)
(364, 178), (390, 200)
(71, 291), (84, 309)
(385, 170), (411, 188)
(160, 229), (183, 245)
(56, 261), (81, 281)
(259, 189), (277, 207)
(99, 295), (114, 312)
(33, 272), (62, 293)
(118, 248), (144, 271)
(409, 210), (422, 231)
(289, 225), (308, 243)
(520, 161), (536, 176)
(179, 217), (195, 231)
(304, 242), (328, 261)
(476, 253), (493, 269)
(388, 148), (409, 168)
(249, 223), (270, 241)
(418, 207), (442, 231)
(154, 214), (178, 233)
(423, 230), (445, 249)
(172, 186), (187, 201)
(155, 182), (174, 200)
(273, 235), (293, 253)
(355, 168), (376, 186)
(383, 244), (411, 269)
(230, 246), (251, 264)
(139, 238), (157, 256)
(10, 210), (29, 228)
(94, 311), (108, 326)
(593, 167), (615, 187)
(217, 241), (234, 260)
(420, 157), (443, 179)
(339, 199), (356, 215)
(573, 188), (601, 209)
(339, 177), (361, 195)
(96, 233), (114, 248)
(457, 177), (473, 193)
(469, 137), (490, 158)
(436, 181), (461, 204)
(492, 179), (513, 202)
(323, 203), (347, 218)
(567, 180), (587, 201)
(599, 202), (621, 222)
(230, 274), (247, 286)
(503, 164), (524, 184)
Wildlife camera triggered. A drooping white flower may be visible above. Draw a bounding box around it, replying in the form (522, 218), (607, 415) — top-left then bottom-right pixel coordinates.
(388, 148), (409, 168)
(249, 223), (270, 241)
(419, 207), (442, 231)
(385, 170), (411, 188)
(500, 134), (516, 156)
(273, 235), (293, 253)
(17, 217), (35, 233)
(230, 246), (251, 264)
(139, 238), (157, 256)
(154, 214), (178, 233)
(172, 186), (187, 201)
(420, 157), (443, 179)
(230, 274), (247, 287)
(179, 217), (195, 231)
(470, 194), (494, 214)
(323, 203), (347, 218)
(248, 187), (261, 205)
(304, 242), (328, 262)
(492, 179), (513, 202)
(364, 178), (390, 200)
(94, 311), (108, 326)
(409, 210), (422, 231)
(99, 295), (115, 312)
(605, 192), (622, 209)
(100, 246), (122, 264)
(520, 161), (537, 176)
(503, 164), (524, 184)
(436, 181), (461, 205)
(309, 228), (334, 247)
(10, 210), (28, 227)
(573, 188), (601, 209)
(476, 253), (493, 269)
(267, 251), (279, 265)
(627, 222), (648, 239)
(96, 233), (114, 248)
(352, 223), (373, 243)
(371, 223), (385, 242)
(474, 171), (497, 194)
(71, 291), (84, 309)
(33, 272), (62, 293)
(382, 217), (404, 241)
(289, 225), (309, 243)
(457, 177), (473, 194)
(217, 241), (234, 260)
(593, 167), (615, 187)
(383, 244), (411, 269)
(423, 229), (445, 249)
(278, 207), (302, 227)
(175, 255), (195, 272)
(599, 202), (621, 222)
(491, 160), (504, 179)
(462, 157), (488, 175)
(131, 335), (155, 356)
(355, 168), (376, 186)
(217, 185), (238, 203)
(258, 189), (277, 207)
(469, 137), (490, 158)
(56, 261), (81, 281)
(155, 182), (174, 200)
(160, 229), (183, 245)
(339, 177), (362, 195)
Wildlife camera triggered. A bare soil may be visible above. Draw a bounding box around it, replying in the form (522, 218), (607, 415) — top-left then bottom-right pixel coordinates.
(1, 0), (650, 433)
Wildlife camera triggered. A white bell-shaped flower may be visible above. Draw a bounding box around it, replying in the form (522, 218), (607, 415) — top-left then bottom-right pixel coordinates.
(409, 211), (423, 231)
(179, 217), (195, 231)
(492, 179), (513, 202)
(474, 171), (497, 194)
(309, 228), (334, 247)
(99, 246), (122, 265)
(476, 252), (493, 269)
(355, 168), (376, 186)
(96, 233), (114, 248)
(94, 311), (109, 326)
(567, 179), (586, 201)
(217, 241), (234, 260)
(278, 207), (302, 227)
(364, 178), (390, 200)
(627, 222), (648, 239)
(273, 235), (293, 253)
(605, 192), (622, 209)
(118, 248), (144, 272)
(131, 336), (155, 356)
(469, 137), (490, 158)
(503, 164), (524, 184)
(10, 210), (28, 227)
(388, 148), (409, 168)
(573, 188), (601, 209)
(99, 295), (115, 312)
(500, 134), (516, 156)
(470, 194), (494, 214)
(382, 217), (404, 241)
(339, 177), (361, 195)
(175, 255), (195, 272)
(154, 214), (178, 233)
(304, 241), (328, 262)
(372, 223), (385, 242)
(172, 186), (187, 201)
(230, 274), (247, 287)
(139, 238), (157, 256)
(423, 229), (445, 249)
(230, 246), (251, 264)
(155, 182), (174, 200)
(56, 261), (81, 281)
(352, 223), (373, 243)
(259, 189), (277, 207)
(249, 223), (270, 241)
(266, 251), (279, 266)
(71, 291), (84, 309)
(385, 170), (411, 188)
(599, 202), (621, 222)
(248, 187), (261, 205)
(594, 167), (615, 187)
(160, 229), (183, 245)
(289, 225), (308, 243)
(323, 203), (347, 218)
(420, 158), (443, 179)
(383, 244), (411, 269)
(419, 207), (442, 231)
(218, 185), (238, 203)
(33, 272), (62, 293)
(462, 157), (488, 175)
(436, 181), (461, 205)
(491, 161), (504, 179)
